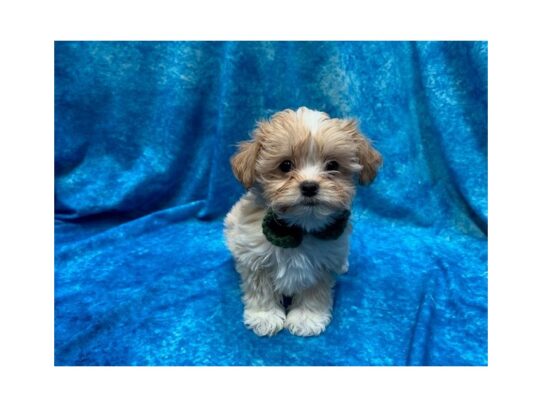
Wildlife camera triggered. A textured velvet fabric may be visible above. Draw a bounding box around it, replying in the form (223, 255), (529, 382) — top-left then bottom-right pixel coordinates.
(55, 41), (487, 366)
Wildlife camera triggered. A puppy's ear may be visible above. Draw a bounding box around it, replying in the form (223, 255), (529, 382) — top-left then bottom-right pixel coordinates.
(344, 120), (382, 185)
(231, 139), (260, 188)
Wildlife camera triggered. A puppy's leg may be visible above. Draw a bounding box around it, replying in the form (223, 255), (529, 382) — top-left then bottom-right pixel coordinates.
(285, 275), (334, 337)
(238, 265), (285, 336)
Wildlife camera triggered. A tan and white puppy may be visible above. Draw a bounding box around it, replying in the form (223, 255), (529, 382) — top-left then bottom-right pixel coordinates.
(224, 107), (381, 336)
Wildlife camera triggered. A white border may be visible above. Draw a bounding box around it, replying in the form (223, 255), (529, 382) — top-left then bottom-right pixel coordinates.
(2, 0), (542, 406)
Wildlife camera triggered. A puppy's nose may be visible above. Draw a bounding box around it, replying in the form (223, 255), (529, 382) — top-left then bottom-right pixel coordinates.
(300, 181), (319, 197)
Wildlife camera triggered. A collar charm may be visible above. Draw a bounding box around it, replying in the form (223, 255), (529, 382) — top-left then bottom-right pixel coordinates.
(262, 209), (350, 249)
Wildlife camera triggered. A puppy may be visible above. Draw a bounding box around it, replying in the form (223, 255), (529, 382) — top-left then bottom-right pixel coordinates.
(224, 107), (381, 336)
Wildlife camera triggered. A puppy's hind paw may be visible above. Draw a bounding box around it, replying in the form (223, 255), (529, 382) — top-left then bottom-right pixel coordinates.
(285, 308), (331, 337)
(244, 308), (286, 337)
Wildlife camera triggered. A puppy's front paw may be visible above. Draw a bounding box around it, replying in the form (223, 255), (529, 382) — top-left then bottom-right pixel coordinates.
(285, 308), (331, 337)
(244, 307), (286, 336)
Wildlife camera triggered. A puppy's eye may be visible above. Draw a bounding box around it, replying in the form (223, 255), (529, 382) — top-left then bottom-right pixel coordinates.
(325, 160), (340, 171)
(279, 160), (294, 173)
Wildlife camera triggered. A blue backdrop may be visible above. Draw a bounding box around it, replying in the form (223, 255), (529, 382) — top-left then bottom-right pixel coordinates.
(55, 41), (487, 366)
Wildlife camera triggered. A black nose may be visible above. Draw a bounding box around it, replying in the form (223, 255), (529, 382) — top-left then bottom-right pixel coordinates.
(300, 181), (319, 197)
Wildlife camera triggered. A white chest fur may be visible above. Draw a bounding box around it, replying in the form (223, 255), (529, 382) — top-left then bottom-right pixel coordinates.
(270, 232), (350, 295)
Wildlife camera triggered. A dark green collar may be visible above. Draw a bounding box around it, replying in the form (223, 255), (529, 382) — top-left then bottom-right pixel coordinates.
(262, 209), (350, 249)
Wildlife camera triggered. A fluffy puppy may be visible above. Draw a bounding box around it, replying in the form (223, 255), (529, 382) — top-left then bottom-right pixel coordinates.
(224, 107), (381, 336)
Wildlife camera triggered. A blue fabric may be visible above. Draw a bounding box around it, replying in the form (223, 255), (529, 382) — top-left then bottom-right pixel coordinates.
(55, 41), (487, 366)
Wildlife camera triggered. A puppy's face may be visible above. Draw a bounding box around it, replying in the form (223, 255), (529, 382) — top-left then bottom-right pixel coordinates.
(232, 107), (381, 230)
